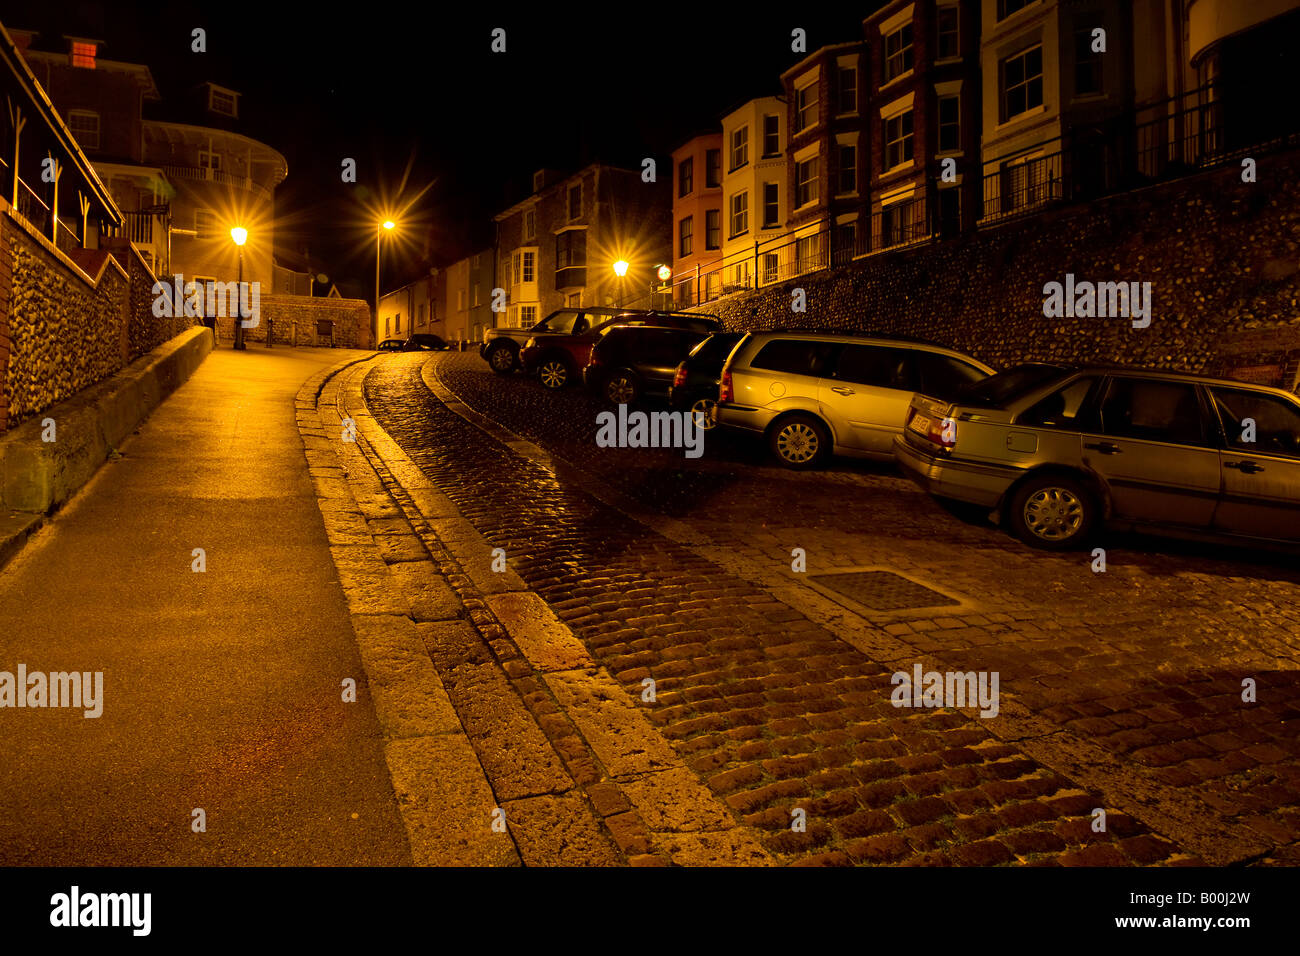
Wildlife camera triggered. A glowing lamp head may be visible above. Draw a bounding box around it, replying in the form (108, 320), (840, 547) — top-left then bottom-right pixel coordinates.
(382, 220), (396, 231)
(612, 260), (630, 277)
(657, 265), (672, 282)
(230, 226), (248, 246)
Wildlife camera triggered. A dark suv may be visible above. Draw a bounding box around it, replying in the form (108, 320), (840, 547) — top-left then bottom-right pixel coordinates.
(668, 331), (746, 430)
(522, 310), (720, 390)
(584, 325), (712, 404)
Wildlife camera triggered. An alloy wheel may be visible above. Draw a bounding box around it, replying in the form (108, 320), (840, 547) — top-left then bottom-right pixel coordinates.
(776, 422), (819, 464)
(1022, 487), (1084, 542)
(606, 376), (636, 404)
(539, 360), (568, 389)
(690, 398), (717, 430)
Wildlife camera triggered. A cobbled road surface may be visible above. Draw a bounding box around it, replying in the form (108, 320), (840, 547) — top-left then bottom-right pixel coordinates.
(358, 351), (1300, 866)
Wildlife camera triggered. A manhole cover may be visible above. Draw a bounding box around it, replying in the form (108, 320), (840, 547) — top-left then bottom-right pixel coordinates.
(807, 570), (959, 612)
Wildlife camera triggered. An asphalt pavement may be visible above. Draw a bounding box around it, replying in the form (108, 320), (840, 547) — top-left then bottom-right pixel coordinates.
(0, 345), (411, 865)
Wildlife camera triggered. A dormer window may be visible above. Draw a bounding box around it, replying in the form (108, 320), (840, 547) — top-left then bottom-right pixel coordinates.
(208, 86), (238, 118)
(69, 40), (97, 69)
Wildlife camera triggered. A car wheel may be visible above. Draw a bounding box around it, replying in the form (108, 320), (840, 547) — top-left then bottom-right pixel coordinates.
(690, 397), (718, 431)
(605, 371), (639, 405)
(487, 345), (516, 374)
(1008, 474), (1097, 550)
(768, 414), (829, 469)
(538, 357), (571, 390)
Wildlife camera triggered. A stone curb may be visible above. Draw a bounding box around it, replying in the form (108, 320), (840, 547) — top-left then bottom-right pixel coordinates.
(294, 355), (520, 867)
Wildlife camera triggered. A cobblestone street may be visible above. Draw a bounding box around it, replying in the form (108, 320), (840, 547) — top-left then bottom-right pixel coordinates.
(347, 351), (1300, 866)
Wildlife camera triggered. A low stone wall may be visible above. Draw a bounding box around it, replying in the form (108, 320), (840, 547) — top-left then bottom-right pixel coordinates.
(212, 293), (372, 349)
(0, 210), (201, 433)
(0, 324), (212, 513)
(692, 150), (1300, 391)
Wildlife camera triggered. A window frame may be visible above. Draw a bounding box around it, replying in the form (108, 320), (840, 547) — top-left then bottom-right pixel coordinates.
(67, 109), (100, 151)
(884, 110), (915, 170)
(884, 23), (914, 83)
(730, 125), (750, 172)
(729, 190), (749, 239)
(1000, 44), (1045, 123)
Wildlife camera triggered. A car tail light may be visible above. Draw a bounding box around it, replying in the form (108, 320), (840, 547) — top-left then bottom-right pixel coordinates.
(672, 363), (688, 388)
(719, 366), (734, 403)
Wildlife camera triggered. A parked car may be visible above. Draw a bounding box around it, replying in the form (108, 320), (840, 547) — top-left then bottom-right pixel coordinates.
(480, 307), (626, 374)
(584, 325), (713, 404)
(522, 310), (721, 390)
(714, 330), (995, 468)
(376, 339), (406, 352)
(668, 331), (746, 429)
(405, 333), (449, 351)
(894, 363), (1300, 550)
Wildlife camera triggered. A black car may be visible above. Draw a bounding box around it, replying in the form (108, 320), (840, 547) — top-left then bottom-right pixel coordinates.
(404, 333), (448, 351)
(376, 338), (406, 352)
(583, 325), (712, 405)
(667, 331), (746, 430)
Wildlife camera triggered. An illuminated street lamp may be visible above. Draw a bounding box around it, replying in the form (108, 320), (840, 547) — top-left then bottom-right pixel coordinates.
(375, 219), (396, 345)
(613, 259), (629, 307)
(231, 226), (248, 350)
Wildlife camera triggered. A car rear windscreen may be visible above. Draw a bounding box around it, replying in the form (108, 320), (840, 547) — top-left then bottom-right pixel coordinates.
(956, 364), (1069, 408)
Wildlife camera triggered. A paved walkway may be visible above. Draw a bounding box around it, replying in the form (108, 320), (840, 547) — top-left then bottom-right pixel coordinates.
(0, 346), (411, 865)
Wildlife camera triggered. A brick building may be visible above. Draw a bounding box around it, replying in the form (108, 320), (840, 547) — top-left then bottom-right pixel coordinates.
(670, 132), (723, 306)
(864, 0), (983, 249)
(494, 164), (671, 326)
(780, 41), (867, 276)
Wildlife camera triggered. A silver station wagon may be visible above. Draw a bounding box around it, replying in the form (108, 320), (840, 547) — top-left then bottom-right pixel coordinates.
(894, 363), (1300, 549)
(714, 330), (996, 468)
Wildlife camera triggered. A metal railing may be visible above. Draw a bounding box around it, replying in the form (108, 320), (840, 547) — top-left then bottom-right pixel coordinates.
(638, 193), (936, 311)
(160, 164), (273, 202)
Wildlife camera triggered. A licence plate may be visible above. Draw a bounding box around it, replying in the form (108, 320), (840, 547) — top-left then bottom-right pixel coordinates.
(908, 413), (931, 436)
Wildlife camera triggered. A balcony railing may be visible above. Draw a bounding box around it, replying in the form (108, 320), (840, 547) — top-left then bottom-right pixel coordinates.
(160, 164), (273, 202)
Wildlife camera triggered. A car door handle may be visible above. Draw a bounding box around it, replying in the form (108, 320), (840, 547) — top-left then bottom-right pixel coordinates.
(830, 386), (855, 396)
(1083, 441), (1122, 454)
(1225, 460), (1265, 474)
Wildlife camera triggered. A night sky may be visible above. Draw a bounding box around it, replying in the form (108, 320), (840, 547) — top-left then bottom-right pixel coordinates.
(7, 1), (888, 296)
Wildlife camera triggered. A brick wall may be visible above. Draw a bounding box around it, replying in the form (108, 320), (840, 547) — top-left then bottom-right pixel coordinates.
(212, 293), (371, 349)
(693, 149), (1300, 391)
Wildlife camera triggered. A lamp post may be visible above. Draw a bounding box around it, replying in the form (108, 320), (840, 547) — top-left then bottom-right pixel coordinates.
(231, 226), (248, 350)
(375, 219), (395, 345)
(613, 259), (629, 308)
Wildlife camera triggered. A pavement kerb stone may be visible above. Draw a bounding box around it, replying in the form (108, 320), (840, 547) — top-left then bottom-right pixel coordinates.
(293, 355), (522, 867)
(420, 355), (1253, 866)
(344, 356), (776, 865)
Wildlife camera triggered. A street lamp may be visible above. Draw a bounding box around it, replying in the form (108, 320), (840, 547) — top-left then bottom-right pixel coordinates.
(231, 226), (248, 350)
(613, 259), (629, 308)
(375, 219), (396, 345)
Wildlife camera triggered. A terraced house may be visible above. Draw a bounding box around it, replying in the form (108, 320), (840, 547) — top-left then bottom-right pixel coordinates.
(493, 163), (670, 326)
